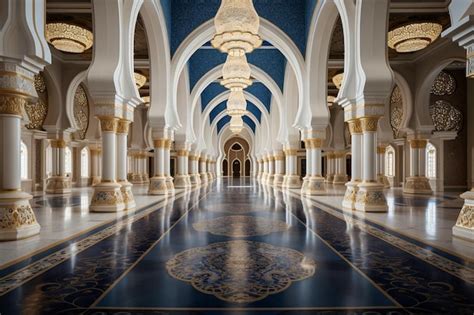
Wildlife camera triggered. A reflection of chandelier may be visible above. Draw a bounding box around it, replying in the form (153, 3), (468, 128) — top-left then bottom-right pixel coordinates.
(134, 72), (147, 89)
(230, 115), (244, 133)
(46, 23), (93, 53)
(221, 54), (252, 89)
(388, 22), (442, 53)
(327, 95), (336, 106)
(332, 73), (344, 89)
(211, 0), (262, 56)
(226, 90), (247, 116)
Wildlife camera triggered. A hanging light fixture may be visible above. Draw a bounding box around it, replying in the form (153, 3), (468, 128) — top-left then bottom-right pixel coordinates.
(226, 90), (247, 117)
(134, 72), (147, 89)
(211, 0), (262, 56)
(327, 95), (336, 106)
(221, 54), (252, 89)
(332, 72), (344, 89)
(388, 22), (442, 53)
(230, 115), (244, 133)
(45, 22), (93, 53)
(141, 96), (150, 106)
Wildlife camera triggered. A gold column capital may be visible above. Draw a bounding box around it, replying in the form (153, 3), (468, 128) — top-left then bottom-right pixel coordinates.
(347, 119), (362, 135)
(410, 139), (427, 149)
(359, 116), (380, 132)
(305, 138), (323, 149)
(153, 139), (167, 148)
(98, 116), (119, 133)
(177, 149), (189, 157)
(284, 149), (298, 156)
(116, 120), (131, 134)
(0, 94), (28, 117)
(377, 146), (386, 154)
(50, 139), (67, 149)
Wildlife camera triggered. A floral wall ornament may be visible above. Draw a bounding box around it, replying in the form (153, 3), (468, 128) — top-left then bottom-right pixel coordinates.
(389, 85), (403, 138)
(429, 100), (463, 132)
(25, 74), (48, 130)
(73, 84), (90, 140)
(430, 71), (456, 96)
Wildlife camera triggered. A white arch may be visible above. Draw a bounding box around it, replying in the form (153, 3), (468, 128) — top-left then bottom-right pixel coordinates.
(393, 71), (414, 133)
(65, 70), (88, 131)
(171, 18), (305, 130)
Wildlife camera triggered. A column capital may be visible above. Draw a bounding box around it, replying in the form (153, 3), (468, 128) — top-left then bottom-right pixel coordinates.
(305, 138), (323, 149)
(50, 139), (67, 149)
(177, 149), (189, 157)
(409, 139), (428, 149)
(153, 139), (168, 148)
(347, 119), (363, 135)
(116, 119), (131, 134)
(377, 146), (386, 154)
(359, 116), (380, 132)
(284, 149), (298, 156)
(98, 116), (119, 133)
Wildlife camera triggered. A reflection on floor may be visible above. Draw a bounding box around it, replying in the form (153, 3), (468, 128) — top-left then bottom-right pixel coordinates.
(0, 178), (473, 314)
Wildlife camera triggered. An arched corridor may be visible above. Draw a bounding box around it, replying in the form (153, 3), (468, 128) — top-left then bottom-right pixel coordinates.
(0, 0), (473, 313)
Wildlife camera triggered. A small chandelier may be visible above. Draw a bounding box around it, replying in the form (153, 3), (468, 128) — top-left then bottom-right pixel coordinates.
(211, 0), (262, 56)
(230, 115), (244, 133)
(388, 22), (442, 53)
(46, 23), (93, 53)
(226, 90), (247, 116)
(221, 54), (252, 89)
(332, 73), (344, 89)
(327, 95), (336, 106)
(134, 72), (147, 89)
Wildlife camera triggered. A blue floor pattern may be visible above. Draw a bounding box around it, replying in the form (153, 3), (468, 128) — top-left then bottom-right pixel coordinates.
(0, 178), (473, 314)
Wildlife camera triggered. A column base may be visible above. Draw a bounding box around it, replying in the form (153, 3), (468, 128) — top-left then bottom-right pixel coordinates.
(273, 174), (284, 187)
(266, 174), (275, 185)
(207, 172), (212, 182)
(325, 175), (334, 183)
(355, 182), (388, 212)
(119, 181), (135, 210)
(332, 174), (348, 185)
(45, 176), (72, 194)
(200, 173), (209, 185)
(302, 176), (326, 195)
(403, 176), (432, 194)
(149, 176), (168, 195)
(452, 190), (474, 242)
(282, 175), (301, 189)
(342, 181), (358, 210)
(189, 173), (201, 187)
(166, 177), (175, 194)
(142, 173), (150, 184)
(174, 175), (191, 189)
(92, 176), (101, 186)
(90, 182), (125, 213)
(0, 191), (40, 241)
(377, 174), (390, 188)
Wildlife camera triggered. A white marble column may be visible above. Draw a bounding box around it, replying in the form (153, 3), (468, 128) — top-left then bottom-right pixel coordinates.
(273, 151), (285, 187)
(354, 117), (387, 212)
(267, 154), (275, 185)
(189, 153), (201, 187)
(343, 119), (362, 209)
(302, 139), (325, 195)
(90, 117), (125, 212)
(46, 139), (72, 194)
(91, 147), (101, 185)
(164, 140), (174, 193)
(116, 120), (135, 209)
(257, 157), (263, 181)
(333, 151), (348, 185)
(174, 148), (191, 188)
(376, 146), (390, 188)
(282, 148), (301, 189)
(404, 139), (432, 194)
(325, 152), (335, 183)
(199, 155), (208, 185)
(206, 155), (213, 182)
(149, 139), (168, 195)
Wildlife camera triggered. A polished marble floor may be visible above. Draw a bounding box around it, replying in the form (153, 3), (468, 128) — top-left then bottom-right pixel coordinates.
(0, 178), (473, 314)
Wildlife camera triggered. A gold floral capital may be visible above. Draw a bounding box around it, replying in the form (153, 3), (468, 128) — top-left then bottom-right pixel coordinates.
(116, 120), (131, 134)
(410, 139), (428, 149)
(305, 138), (322, 149)
(360, 116), (380, 132)
(177, 149), (189, 157)
(284, 149), (298, 156)
(99, 117), (119, 133)
(0, 95), (28, 117)
(377, 147), (386, 154)
(50, 139), (67, 149)
(153, 139), (167, 148)
(347, 119), (363, 135)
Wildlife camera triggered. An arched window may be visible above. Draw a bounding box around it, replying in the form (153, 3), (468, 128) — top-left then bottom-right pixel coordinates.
(81, 147), (89, 178)
(426, 143), (436, 178)
(385, 146), (395, 177)
(20, 141), (28, 180)
(65, 147), (72, 175)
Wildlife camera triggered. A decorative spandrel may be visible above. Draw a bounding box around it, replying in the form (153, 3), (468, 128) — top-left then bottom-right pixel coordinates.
(25, 74), (48, 130)
(166, 240), (316, 303)
(73, 84), (89, 140)
(430, 71), (456, 96)
(429, 100), (462, 132)
(389, 85), (403, 138)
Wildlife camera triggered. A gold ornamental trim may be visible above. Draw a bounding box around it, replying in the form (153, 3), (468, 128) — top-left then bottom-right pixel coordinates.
(0, 95), (28, 116)
(98, 116), (119, 133)
(360, 116), (379, 132)
(116, 120), (131, 134)
(274, 154), (285, 161)
(410, 139), (427, 149)
(177, 149), (189, 157)
(327, 153), (335, 159)
(153, 139), (167, 148)
(377, 147), (386, 154)
(165, 139), (172, 149)
(50, 139), (67, 149)
(189, 155), (198, 161)
(347, 119), (362, 135)
(284, 149), (298, 156)
(455, 205), (474, 229)
(305, 138), (322, 149)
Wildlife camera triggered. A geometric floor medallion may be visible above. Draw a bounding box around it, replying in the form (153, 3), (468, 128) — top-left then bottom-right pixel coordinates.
(193, 215), (290, 237)
(166, 240), (316, 303)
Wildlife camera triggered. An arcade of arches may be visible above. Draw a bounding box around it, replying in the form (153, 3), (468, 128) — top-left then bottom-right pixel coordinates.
(0, 0), (473, 313)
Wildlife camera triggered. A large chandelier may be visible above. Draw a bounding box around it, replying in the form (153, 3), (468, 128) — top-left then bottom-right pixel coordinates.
(230, 115), (244, 133)
(226, 90), (247, 116)
(221, 54), (252, 89)
(332, 73), (344, 89)
(134, 72), (147, 89)
(388, 22), (442, 53)
(46, 23), (93, 53)
(211, 0), (262, 56)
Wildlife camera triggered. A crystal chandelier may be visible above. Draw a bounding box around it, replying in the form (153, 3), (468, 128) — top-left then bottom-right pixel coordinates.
(221, 54), (252, 89)
(134, 72), (147, 89)
(46, 23), (93, 53)
(230, 115), (244, 133)
(388, 22), (442, 53)
(211, 0), (262, 56)
(226, 90), (247, 116)
(332, 73), (344, 89)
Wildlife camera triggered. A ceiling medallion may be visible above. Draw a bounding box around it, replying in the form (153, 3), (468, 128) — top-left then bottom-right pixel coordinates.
(388, 22), (442, 53)
(134, 72), (147, 89)
(211, 0), (262, 56)
(230, 115), (244, 134)
(226, 90), (247, 117)
(332, 73), (344, 89)
(45, 23), (93, 53)
(221, 54), (252, 89)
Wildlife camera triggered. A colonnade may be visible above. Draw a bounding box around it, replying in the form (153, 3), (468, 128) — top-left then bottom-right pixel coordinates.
(403, 139), (432, 194)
